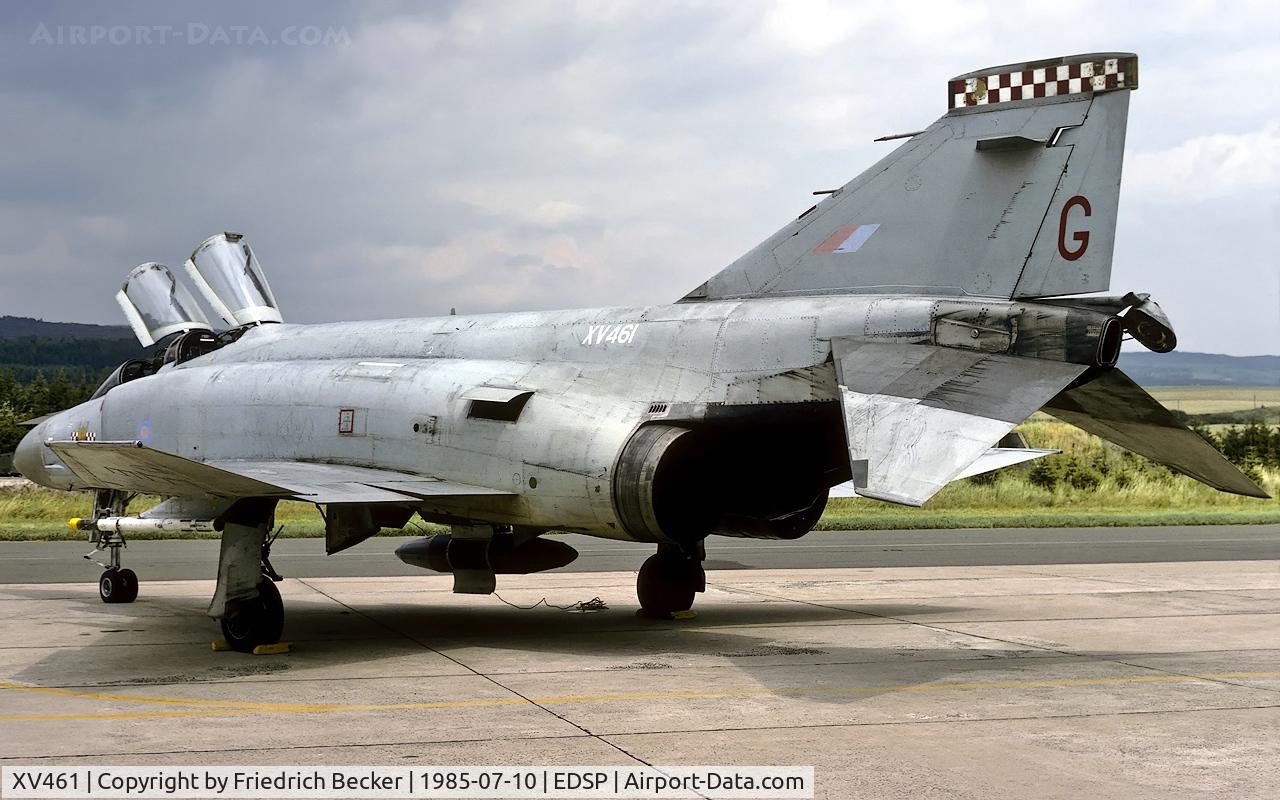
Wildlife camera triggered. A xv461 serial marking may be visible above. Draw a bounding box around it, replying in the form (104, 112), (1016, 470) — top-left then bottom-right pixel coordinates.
(581, 323), (639, 346)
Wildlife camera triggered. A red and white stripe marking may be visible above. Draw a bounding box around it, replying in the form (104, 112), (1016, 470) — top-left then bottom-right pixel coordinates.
(950, 57), (1133, 110)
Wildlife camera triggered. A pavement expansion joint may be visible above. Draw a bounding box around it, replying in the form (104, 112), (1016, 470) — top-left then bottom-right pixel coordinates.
(292, 576), (648, 767)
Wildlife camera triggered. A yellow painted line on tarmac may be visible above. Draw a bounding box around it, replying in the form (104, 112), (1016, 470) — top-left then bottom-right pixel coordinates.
(0, 681), (339, 711)
(0, 679), (524, 715)
(2, 671), (1279, 723)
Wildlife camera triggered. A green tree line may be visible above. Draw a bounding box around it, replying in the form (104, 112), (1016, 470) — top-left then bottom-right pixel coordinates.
(0, 370), (101, 455)
(0, 336), (143, 384)
(1212, 424), (1280, 469)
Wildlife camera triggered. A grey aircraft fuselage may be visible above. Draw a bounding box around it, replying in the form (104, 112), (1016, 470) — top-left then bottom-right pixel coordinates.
(12, 51), (1269, 648)
(17, 292), (1111, 543)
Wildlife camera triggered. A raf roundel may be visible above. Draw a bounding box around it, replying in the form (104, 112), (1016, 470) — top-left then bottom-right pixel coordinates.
(814, 223), (880, 255)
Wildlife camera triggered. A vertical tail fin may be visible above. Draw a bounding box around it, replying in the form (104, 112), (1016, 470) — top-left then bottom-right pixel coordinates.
(685, 53), (1138, 302)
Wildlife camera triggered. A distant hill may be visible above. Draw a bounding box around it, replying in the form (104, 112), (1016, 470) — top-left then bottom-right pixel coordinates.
(1118, 351), (1280, 387)
(0, 316), (133, 340)
(0, 316), (143, 384)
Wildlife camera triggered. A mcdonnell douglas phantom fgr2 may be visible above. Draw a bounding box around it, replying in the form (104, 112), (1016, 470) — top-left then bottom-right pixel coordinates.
(13, 52), (1267, 651)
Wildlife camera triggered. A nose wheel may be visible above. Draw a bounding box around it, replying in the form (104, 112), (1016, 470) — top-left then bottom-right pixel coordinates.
(99, 568), (138, 604)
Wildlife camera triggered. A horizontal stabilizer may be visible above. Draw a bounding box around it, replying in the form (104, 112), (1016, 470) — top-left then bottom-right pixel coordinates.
(828, 446), (1057, 498)
(833, 341), (1087, 506)
(46, 441), (512, 503)
(1043, 369), (1269, 498)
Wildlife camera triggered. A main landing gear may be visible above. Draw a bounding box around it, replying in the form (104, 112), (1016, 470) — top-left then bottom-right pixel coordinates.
(83, 490), (139, 604)
(637, 543), (706, 617)
(210, 499), (286, 653)
(219, 577), (284, 653)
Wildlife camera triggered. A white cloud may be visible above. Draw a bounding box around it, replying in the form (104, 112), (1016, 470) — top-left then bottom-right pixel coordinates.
(762, 0), (875, 53)
(530, 201), (589, 227)
(1127, 124), (1280, 202)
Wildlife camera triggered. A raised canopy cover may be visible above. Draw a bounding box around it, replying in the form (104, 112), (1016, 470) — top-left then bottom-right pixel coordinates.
(114, 262), (212, 347)
(184, 233), (282, 327)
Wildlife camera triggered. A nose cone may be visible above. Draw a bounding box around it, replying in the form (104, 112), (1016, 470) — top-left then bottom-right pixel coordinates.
(12, 424), (49, 486)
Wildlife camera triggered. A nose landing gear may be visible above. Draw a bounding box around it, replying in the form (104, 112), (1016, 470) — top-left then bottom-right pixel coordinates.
(82, 490), (140, 604)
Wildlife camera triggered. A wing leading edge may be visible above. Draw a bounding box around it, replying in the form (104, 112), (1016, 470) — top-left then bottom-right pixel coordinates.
(44, 441), (513, 503)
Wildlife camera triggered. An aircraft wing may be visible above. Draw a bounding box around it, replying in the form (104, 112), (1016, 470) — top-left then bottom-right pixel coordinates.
(832, 340), (1088, 506)
(44, 441), (512, 503)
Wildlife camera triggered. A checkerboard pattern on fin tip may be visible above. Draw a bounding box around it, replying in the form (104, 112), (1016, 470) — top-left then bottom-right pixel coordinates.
(949, 55), (1137, 110)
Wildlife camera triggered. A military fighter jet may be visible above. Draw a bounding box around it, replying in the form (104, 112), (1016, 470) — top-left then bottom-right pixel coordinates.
(12, 52), (1267, 651)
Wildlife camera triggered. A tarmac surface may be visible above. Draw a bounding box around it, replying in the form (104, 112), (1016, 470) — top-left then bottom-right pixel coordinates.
(1, 525), (1278, 583)
(1, 530), (1278, 798)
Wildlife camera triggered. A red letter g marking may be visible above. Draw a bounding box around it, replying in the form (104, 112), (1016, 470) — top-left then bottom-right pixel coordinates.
(1057, 195), (1091, 261)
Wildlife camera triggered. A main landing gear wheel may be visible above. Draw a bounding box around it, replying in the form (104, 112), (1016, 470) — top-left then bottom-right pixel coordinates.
(98, 568), (138, 604)
(637, 550), (705, 617)
(219, 579), (284, 653)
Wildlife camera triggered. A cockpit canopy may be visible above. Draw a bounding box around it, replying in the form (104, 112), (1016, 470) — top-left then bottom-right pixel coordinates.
(185, 232), (282, 327)
(96, 232), (285, 399)
(114, 262), (213, 347)
(89, 357), (157, 401)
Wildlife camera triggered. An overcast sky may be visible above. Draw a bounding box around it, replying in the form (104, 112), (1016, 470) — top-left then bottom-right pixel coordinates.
(2, 1), (1277, 355)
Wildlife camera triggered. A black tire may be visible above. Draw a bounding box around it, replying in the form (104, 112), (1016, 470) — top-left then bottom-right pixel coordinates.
(99, 570), (122, 604)
(637, 552), (701, 616)
(219, 579), (285, 653)
(115, 568), (139, 603)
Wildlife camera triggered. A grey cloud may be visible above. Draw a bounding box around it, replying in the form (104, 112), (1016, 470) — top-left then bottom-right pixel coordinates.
(1, 1), (1277, 354)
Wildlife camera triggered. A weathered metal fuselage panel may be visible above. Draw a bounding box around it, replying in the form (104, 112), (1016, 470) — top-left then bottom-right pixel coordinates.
(20, 294), (1118, 538)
